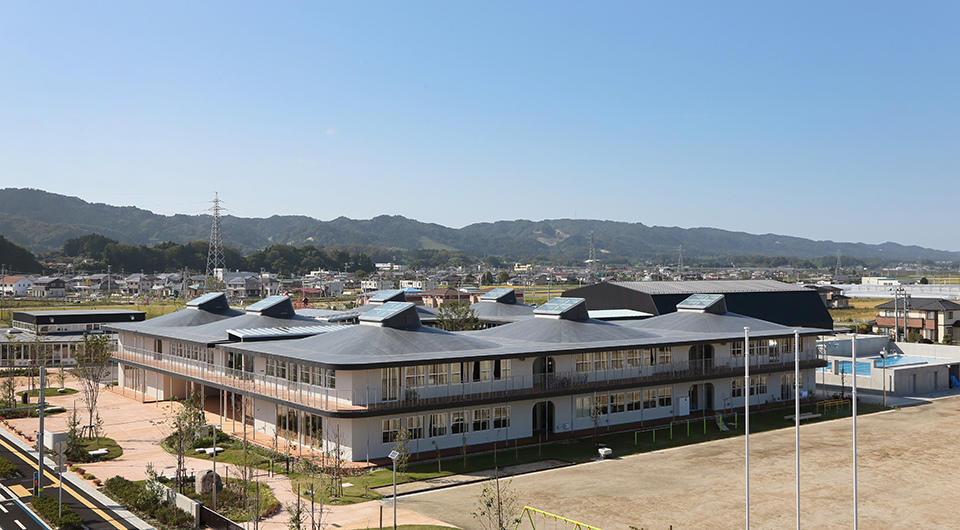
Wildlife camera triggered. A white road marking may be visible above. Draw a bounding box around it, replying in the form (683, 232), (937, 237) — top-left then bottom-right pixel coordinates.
(15, 518), (26, 529)
(0, 502), (8, 513)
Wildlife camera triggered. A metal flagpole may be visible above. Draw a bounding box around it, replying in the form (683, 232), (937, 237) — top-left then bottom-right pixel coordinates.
(852, 335), (858, 530)
(794, 330), (801, 530)
(744, 326), (750, 530)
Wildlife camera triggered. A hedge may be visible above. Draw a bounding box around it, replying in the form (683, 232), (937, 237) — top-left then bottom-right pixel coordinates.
(31, 495), (83, 530)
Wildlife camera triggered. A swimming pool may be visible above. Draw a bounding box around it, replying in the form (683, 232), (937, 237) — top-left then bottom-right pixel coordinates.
(870, 355), (943, 368)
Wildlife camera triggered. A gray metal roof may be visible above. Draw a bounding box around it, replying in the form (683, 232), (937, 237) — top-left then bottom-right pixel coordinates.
(624, 310), (822, 340)
(475, 316), (662, 344)
(608, 279), (807, 295)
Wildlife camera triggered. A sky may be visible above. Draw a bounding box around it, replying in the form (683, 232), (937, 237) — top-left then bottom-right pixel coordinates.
(1, 2), (957, 250)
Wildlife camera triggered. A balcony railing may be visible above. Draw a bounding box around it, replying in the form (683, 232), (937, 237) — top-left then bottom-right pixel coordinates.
(114, 346), (823, 414)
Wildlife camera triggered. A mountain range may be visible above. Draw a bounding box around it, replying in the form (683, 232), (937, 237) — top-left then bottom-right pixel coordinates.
(1, 188), (957, 264)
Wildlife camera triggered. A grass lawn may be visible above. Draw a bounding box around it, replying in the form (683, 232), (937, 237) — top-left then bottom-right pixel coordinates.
(79, 437), (123, 461)
(160, 477), (279, 522)
(180, 400), (885, 506)
(28, 387), (78, 397)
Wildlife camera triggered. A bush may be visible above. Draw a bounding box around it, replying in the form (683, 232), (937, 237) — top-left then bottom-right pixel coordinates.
(0, 456), (18, 478)
(31, 495), (83, 530)
(82, 473), (95, 480)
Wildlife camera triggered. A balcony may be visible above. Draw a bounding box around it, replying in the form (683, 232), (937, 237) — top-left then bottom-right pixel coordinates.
(114, 346), (825, 416)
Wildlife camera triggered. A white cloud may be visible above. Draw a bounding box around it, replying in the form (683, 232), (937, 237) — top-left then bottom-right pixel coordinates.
(326, 128), (337, 136)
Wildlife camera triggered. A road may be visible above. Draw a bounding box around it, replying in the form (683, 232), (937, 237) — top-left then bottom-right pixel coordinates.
(0, 431), (142, 530)
(0, 489), (46, 530)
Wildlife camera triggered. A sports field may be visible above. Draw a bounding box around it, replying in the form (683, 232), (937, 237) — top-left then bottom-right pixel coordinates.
(401, 395), (960, 530)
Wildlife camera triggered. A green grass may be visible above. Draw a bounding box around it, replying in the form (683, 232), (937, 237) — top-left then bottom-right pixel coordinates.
(79, 437), (123, 460)
(28, 387), (78, 397)
(173, 401), (885, 506)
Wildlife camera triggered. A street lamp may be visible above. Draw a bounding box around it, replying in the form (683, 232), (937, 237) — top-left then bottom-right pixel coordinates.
(388, 450), (400, 530)
(202, 423), (221, 510)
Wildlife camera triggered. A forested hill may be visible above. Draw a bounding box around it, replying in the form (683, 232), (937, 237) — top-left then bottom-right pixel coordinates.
(1, 188), (958, 264)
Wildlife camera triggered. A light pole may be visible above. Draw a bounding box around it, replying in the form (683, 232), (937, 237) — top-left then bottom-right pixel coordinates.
(388, 450), (400, 530)
(202, 423), (221, 510)
(744, 326), (751, 530)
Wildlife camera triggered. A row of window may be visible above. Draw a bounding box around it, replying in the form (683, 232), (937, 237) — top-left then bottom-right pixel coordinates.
(575, 387), (673, 418)
(169, 341), (215, 364)
(730, 338), (794, 361)
(381, 406), (511, 443)
(266, 359), (337, 389)
(730, 376), (768, 397)
(574, 348), (673, 373)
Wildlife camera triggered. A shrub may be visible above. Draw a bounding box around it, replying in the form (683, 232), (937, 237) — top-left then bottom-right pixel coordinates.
(82, 473), (95, 481)
(31, 495), (83, 530)
(0, 456), (18, 478)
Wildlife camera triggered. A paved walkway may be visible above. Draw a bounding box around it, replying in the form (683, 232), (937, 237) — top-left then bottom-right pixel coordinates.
(2, 381), (454, 529)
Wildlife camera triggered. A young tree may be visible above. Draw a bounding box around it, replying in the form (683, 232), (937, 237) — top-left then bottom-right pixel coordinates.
(71, 333), (113, 432)
(56, 364), (67, 390)
(0, 374), (16, 411)
(435, 301), (483, 331)
(286, 485), (306, 530)
(27, 332), (53, 393)
(472, 476), (522, 530)
(164, 395), (207, 493)
(392, 427), (411, 478)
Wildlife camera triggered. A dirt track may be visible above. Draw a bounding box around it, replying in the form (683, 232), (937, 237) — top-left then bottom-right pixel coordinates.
(402, 396), (960, 530)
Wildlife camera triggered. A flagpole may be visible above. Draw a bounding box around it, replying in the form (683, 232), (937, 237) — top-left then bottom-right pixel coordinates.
(852, 334), (858, 530)
(744, 326), (751, 530)
(795, 329), (801, 530)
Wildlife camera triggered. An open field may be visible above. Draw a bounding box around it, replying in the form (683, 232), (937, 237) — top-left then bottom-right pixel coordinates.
(830, 297), (889, 324)
(402, 395), (960, 530)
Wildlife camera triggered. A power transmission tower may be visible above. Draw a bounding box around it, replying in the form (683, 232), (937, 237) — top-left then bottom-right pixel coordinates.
(588, 231), (596, 273)
(835, 250), (842, 278)
(678, 245), (684, 281)
(206, 193), (226, 280)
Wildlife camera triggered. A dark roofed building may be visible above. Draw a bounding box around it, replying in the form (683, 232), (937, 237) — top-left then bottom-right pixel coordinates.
(562, 280), (833, 330)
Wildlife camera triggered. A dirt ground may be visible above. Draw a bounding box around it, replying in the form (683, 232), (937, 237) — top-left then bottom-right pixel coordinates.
(401, 395), (960, 530)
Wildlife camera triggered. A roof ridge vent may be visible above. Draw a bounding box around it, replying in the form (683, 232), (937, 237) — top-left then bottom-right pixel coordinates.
(245, 295), (296, 318)
(480, 288), (518, 304)
(534, 297), (589, 321)
(676, 294), (727, 314)
(359, 301), (421, 330)
(186, 292), (230, 312)
(368, 290), (407, 305)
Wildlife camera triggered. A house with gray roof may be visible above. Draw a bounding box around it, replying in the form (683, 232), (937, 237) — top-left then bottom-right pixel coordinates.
(108, 291), (827, 463)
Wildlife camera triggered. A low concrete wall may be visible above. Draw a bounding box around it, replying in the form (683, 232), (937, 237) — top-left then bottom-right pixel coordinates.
(890, 342), (960, 359)
(157, 482), (202, 528)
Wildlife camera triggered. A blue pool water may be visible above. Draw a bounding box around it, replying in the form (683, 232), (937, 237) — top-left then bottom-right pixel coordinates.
(870, 355), (942, 367)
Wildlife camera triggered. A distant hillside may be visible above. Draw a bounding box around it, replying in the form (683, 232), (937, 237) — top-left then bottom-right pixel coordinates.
(2, 188), (958, 264)
(0, 235), (43, 273)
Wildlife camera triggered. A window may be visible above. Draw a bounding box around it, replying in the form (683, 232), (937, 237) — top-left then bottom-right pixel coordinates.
(575, 353), (592, 373)
(731, 341), (744, 358)
(404, 366), (426, 388)
(626, 349), (642, 368)
(472, 408), (491, 431)
(626, 391), (642, 411)
(381, 367), (400, 401)
(406, 416), (424, 439)
(495, 359), (511, 379)
(781, 374), (794, 400)
(749, 340), (767, 357)
(596, 394), (609, 415)
(428, 364), (448, 386)
(731, 379), (744, 398)
(643, 389), (657, 409)
(381, 418), (401, 444)
(479, 360), (493, 381)
(610, 392), (625, 413)
(594, 351), (609, 372)
(451, 363), (462, 384)
(658, 387), (672, 408)
(656, 347), (672, 365)
(610, 351), (625, 370)
(750, 376), (768, 396)
(451, 411), (466, 434)
(575, 396), (593, 418)
(493, 406), (510, 429)
(429, 413), (447, 437)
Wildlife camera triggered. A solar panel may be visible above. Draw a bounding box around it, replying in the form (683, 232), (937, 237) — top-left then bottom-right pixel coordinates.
(534, 297), (585, 316)
(246, 296), (289, 313)
(187, 292), (223, 307)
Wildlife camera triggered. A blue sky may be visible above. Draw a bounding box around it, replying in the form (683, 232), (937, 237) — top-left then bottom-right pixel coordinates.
(1, 2), (957, 250)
